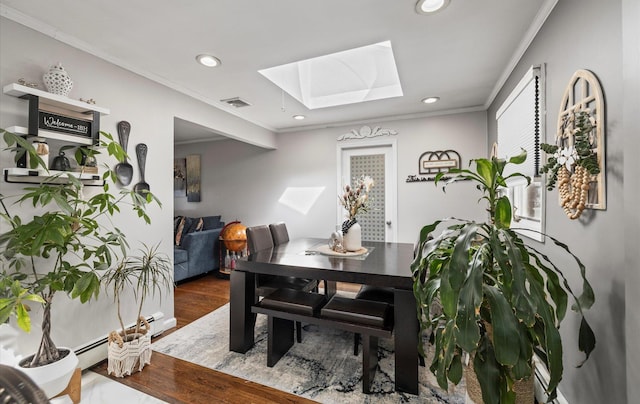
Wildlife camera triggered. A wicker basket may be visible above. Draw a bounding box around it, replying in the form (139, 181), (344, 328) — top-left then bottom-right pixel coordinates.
(107, 317), (152, 378)
(465, 360), (534, 404)
(466, 322), (535, 403)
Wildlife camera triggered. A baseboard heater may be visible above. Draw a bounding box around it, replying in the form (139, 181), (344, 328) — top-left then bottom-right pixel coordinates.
(533, 356), (569, 404)
(73, 311), (165, 370)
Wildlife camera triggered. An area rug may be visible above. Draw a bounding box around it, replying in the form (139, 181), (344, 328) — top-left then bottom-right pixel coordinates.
(152, 302), (466, 403)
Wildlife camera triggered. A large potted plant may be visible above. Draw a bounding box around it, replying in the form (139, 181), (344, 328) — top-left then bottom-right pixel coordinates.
(101, 243), (171, 377)
(411, 151), (595, 404)
(0, 129), (159, 397)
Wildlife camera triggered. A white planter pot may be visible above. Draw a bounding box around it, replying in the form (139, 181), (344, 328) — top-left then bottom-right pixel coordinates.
(342, 221), (362, 251)
(18, 348), (78, 398)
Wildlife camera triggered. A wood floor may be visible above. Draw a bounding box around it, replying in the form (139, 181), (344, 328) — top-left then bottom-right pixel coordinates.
(91, 273), (318, 404)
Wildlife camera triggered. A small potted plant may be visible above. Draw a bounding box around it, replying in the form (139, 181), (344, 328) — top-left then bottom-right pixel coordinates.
(101, 243), (172, 377)
(338, 175), (374, 251)
(0, 129), (159, 397)
(412, 151), (595, 404)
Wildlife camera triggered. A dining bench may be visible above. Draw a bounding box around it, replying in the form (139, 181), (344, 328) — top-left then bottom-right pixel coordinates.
(252, 288), (394, 393)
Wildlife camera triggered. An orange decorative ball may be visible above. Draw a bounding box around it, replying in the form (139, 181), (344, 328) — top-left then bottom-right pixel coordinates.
(220, 221), (247, 252)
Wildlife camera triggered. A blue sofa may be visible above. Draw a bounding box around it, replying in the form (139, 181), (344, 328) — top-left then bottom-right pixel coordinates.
(174, 215), (224, 282)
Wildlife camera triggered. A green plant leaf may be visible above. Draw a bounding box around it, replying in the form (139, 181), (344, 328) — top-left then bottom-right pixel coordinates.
(450, 223), (480, 290)
(483, 285), (520, 366)
(577, 317), (596, 367)
(502, 231), (536, 327)
(527, 275), (563, 396)
(527, 248), (568, 322)
(435, 319), (457, 390)
(474, 336), (502, 404)
(454, 244), (485, 352)
(448, 353), (463, 384)
(474, 159), (494, 189)
(512, 321), (533, 380)
(494, 196), (512, 229)
(508, 149), (527, 165)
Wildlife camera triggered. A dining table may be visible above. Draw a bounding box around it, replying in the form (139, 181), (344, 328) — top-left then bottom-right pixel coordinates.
(229, 237), (419, 395)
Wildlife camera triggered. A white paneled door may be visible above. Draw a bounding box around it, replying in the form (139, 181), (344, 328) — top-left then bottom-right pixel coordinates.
(338, 140), (397, 242)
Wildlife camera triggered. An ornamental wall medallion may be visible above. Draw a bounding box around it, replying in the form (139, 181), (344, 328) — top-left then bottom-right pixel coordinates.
(337, 125), (398, 141)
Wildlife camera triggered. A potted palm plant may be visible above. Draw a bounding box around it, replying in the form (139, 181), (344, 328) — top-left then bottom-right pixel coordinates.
(101, 243), (172, 377)
(0, 129), (159, 397)
(411, 151), (595, 404)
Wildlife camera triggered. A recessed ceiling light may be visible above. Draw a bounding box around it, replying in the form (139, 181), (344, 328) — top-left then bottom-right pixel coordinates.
(415, 0), (450, 14)
(196, 54), (221, 67)
(421, 97), (440, 104)
(293, 115), (306, 120)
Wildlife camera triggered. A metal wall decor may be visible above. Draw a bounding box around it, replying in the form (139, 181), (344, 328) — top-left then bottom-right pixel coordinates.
(337, 125), (398, 141)
(407, 149), (463, 183)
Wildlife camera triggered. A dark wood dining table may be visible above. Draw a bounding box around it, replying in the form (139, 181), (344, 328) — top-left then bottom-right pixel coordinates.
(229, 237), (419, 395)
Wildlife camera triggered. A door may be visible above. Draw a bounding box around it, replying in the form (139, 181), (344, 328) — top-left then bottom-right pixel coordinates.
(337, 141), (397, 242)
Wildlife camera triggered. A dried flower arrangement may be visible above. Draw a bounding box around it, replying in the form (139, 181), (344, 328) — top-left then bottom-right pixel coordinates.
(339, 175), (374, 233)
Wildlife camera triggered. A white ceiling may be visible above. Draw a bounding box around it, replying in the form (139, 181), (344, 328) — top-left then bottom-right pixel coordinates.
(1, 0), (555, 143)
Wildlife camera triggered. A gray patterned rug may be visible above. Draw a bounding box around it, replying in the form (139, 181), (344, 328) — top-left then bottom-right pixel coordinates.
(152, 302), (466, 403)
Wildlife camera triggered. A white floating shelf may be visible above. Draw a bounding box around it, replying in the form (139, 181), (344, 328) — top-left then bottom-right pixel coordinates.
(3, 83), (110, 115)
(4, 167), (103, 186)
(6, 126), (94, 145)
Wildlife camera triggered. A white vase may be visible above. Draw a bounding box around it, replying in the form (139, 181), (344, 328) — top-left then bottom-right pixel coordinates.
(342, 221), (361, 251)
(18, 348), (78, 398)
(43, 63), (73, 97)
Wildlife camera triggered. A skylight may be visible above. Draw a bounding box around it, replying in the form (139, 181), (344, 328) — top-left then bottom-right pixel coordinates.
(258, 41), (403, 110)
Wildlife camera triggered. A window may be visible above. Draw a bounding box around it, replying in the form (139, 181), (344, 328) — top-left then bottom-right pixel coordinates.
(496, 65), (545, 242)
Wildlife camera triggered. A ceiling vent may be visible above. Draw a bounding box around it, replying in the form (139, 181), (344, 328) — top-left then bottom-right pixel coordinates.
(221, 97), (251, 108)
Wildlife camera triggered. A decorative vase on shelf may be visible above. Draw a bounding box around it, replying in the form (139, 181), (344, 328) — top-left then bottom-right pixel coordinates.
(342, 220), (361, 251)
(26, 139), (49, 169)
(43, 62), (73, 97)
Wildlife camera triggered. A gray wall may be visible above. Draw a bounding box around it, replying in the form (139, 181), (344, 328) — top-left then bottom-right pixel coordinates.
(488, 0), (632, 402)
(622, 0), (640, 401)
(176, 111), (488, 244)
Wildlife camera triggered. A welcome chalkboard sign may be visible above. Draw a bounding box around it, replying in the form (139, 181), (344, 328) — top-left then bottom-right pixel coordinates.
(38, 111), (92, 139)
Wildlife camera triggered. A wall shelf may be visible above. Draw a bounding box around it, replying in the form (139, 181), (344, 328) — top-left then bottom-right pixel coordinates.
(3, 83), (110, 115)
(6, 125), (94, 145)
(3, 83), (110, 185)
(4, 167), (104, 186)
(3, 82), (110, 146)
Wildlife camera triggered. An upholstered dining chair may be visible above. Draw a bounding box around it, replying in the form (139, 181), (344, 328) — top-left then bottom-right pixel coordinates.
(246, 224), (318, 342)
(246, 224), (275, 253)
(269, 222), (289, 245)
(353, 236), (430, 366)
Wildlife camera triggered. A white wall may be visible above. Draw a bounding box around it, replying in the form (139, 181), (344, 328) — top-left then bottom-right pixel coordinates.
(487, 1), (631, 402)
(176, 111), (488, 244)
(0, 17), (273, 358)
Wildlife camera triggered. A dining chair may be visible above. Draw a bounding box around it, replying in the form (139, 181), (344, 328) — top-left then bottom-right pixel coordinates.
(246, 224), (275, 253)
(353, 236), (430, 366)
(268, 222), (289, 245)
(246, 224), (318, 342)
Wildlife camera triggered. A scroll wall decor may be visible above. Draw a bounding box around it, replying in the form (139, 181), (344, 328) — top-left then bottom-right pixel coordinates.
(540, 69), (606, 219)
(337, 125), (398, 141)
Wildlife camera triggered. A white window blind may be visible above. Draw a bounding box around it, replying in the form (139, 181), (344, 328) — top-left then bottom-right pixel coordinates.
(496, 66), (541, 182)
